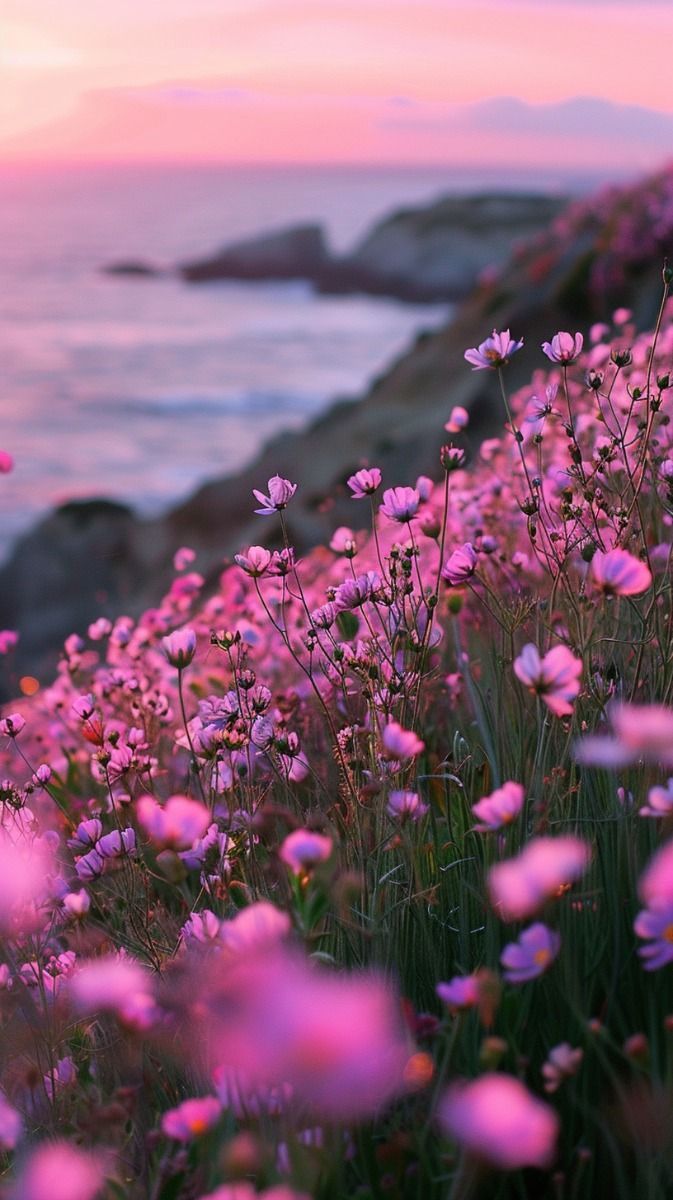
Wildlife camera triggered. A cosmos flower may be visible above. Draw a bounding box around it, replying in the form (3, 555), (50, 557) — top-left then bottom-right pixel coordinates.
(541, 331), (584, 363)
(161, 1096), (222, 1141)
(489, 836), (590, 920)
(347, 467), (382, 498)
(590, 548), (652, 596)
(514, 643), (582, 717)
(252, 475), (297, 515)
(464, 329), (524, 370)
(379, 486), (421, 523)
(500, 923), (561, 983)
(471, 781), (525, 832)
(438, 1073), (558, 1168)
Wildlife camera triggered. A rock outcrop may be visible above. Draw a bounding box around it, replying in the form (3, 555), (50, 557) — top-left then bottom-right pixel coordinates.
(178, 194), (567, 301)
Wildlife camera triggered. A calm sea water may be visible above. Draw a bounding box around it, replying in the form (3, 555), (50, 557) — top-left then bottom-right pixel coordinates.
(0, 162), (603, 561)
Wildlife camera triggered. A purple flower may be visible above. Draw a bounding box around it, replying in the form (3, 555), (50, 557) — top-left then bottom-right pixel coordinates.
(500, 923), (561, 983)
(438, 1073), (558, 1170)
(253, 475), (297, 515)
(442, 543), (477, 586)
(382, 721), (424, 760)
(641, 778), (673, 818)
(634, 901), (673, 970)
(590, 548), (652, 596)
(436, 975), (480, 1012)
(161, 1095), (222, 1141)
(464, 329), (524, 371)
(379, 486), (420, 523)
(347, 467), (382, 498)
(541, 331), (584, 363)
(514, 643), (582, 718)
(472, 781), (524, 832)
(279, 829), (333, 875)
(0, 713), (25, 738)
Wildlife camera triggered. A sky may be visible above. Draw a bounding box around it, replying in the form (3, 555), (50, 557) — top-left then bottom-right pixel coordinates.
(3, 0), (673, 168)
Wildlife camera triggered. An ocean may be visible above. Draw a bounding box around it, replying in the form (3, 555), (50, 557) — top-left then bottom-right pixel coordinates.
(0, 161), (605, 562)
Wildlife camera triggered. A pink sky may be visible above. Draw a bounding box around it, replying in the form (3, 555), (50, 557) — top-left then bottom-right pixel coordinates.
(3, 0), (673, 167)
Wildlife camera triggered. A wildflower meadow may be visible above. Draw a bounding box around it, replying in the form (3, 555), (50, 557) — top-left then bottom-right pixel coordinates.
(3, 269), (673, 1199)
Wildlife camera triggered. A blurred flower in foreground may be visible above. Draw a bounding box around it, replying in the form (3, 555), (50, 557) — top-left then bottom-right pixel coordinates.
(279, 829), (333, 875)
(575, 703), (673, 768)
(489, 836), (590, 920)
(464, 330), (524, 370)
(137, 794), (211, 851)
(500, 923), (561, 983)
(514, 643), (582, 717)
(640, 779), (673, 818)
(10, 1142), (106, 1200)
(161, 1096), (222, 1141)
(0, 451), (13, 473)
(590, 548), (652, 596)
(438, 1073), (558, 1169)
(188, 948), (414, 1120)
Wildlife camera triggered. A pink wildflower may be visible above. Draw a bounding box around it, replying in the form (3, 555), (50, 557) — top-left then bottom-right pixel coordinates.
(379, 486), (420, 523)
(234, 546), (272, 577)
(513, 643), (582, 717)
(386, 791), (429, 822)
(472, 781), (524, 832)
(252, 475), (297, 515)
(0, 451), (13, 473)
(436, 975), (480, 1012)
(541, 1043), (583, 1093)
(0, 712), (26, 738)
(11, 1142), (105, 1200)
(0, 630), (18, 655)
(329, 526), (357, 555)
(641, 779), (673, 818)
(137, 794), (210, 851)
(438, 1073), (558, 1169)
(162, 627), (197, 669)
(464, 329), (523, 370)
(638, 839), (673, 906)
(173, 546), (196, 571)
(541, 331), (584, 363)
(489, 836), (590, 921)
(634, 900), (673, 970)
(347, 467), (382, 498)
(219, 902), (291, 956)
(382, 721), (424, 760)
(576, 704), (673, 768)
(279, 829), (333, 875)
(590, 548), (652, 596)
(0, 1093), (22, 1149)
(69, 955), (154, 1020)
(444, 405), (469, 433)
(500, 923), (561, 983)
(161, 1096), (222, 1141)
(441, 543), (477, 586)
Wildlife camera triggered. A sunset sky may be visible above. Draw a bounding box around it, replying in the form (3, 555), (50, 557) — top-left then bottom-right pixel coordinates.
(3, 0), (673, 167)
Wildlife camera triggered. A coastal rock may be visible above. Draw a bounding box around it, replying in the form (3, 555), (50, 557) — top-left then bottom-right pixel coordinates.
(178, 193), (567, 301)
(103, 260), (163, 277)
(179, 223), (329, 282)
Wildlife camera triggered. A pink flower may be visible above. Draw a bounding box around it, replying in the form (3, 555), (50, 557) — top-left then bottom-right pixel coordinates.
(279, 829), (333, 874)
(464, 329), (524, 370)
(0, 630), (18, 655)
(489, 836), (590, 921)
(63, 890), (91, 918)
(590, 549), (652, 596)
(438, 1073), (558, 1169)
(386, 791), (429, 822)
(436, 975), (480, 1012)
(541, 1043), (583, 1093)
(0, 451), (13, 473)
(638, 839), (673, 906)
(161, 1096), (222, 1141)
(500, 923), (561, 983)
(541, 331), (584, 363)
(576, 704), (673, 768)
(513, 643), (582, 717)
(234, 546), (272, 577)
(0, 712), (26, 737)
(379, 486), (420, 523)
(444, 405), (469, 433)
(634, 901), (673, 970)
(69, 955), (154, 1020)
(137, 794), (211, 851)
(162, 627), (197, 669)
(219, 902), (291, 956)
(347, 467), (382, 498)
(441, 543), (477, 586)
(641, 779), (673, 818)
(173, 546), (196, 571)
(382, 721), (424, 760)
(11, 1142), (105, 1200)
(329, 526), (357, 555)
(0, 1093), (22, 1150)
(472, 781), (524, 832)
(252, 475), (297, 515)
